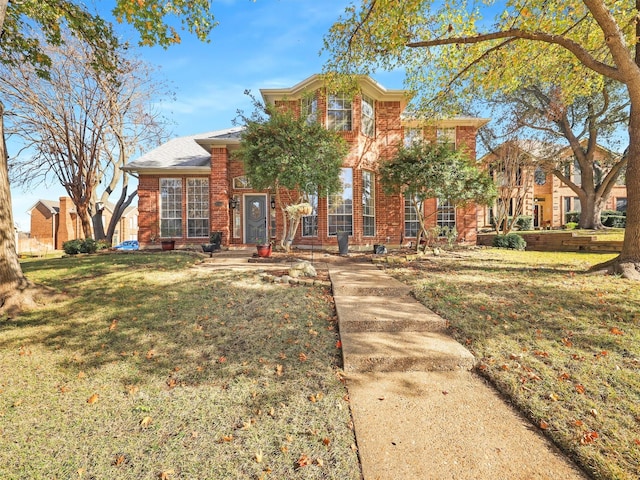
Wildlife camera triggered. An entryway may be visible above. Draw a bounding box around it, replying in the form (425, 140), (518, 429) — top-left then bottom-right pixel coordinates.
(244, 194), (268, 244)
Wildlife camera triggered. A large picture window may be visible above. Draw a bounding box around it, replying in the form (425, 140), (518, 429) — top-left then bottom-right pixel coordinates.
(160, 178), (182, 238)
(328, 168), (353, 235)
(404, 194), (419, 238)
(302, 95), (318, 124)
(437, 127), (456, 145)
(327, 94), (352, 131)
(361, 95), (375, 137)
(302, 193), (318, 237)
(362, 171), (375, 236)
(403, 127), (422, 147)
(187, 178), (209, 238)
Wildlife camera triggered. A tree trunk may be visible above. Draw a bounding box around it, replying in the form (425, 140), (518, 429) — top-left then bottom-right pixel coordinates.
(0, 102), (28, 303)
(619, 102), (640, 273)
(577, 192), (605, 230)
(76, 203), (94, 239)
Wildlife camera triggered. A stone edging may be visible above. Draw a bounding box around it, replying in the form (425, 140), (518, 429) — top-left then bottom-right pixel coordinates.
(258, 271), (331, 288)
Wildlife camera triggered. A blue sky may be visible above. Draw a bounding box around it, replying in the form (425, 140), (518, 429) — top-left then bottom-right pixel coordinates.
(10, 0), (405, 231)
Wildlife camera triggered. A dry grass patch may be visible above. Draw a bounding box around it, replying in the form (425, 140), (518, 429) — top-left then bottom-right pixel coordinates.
(384, 249), (639, 480)
(0, 253), (359, 479)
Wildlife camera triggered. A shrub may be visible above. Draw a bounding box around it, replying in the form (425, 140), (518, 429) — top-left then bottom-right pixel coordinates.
(62, 238), (98, 255)
(96, 240), (110, 251)
(603, 215), (626, 228)
(62, 239), (83, 255)
(493, 233), (526, 250)
(565, 222), (578, 230)
(565, 211), (580, 223)
(516, 216), (533, 231)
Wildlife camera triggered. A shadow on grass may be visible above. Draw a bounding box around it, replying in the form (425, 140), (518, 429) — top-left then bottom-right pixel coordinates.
(5, 253), (341, 389)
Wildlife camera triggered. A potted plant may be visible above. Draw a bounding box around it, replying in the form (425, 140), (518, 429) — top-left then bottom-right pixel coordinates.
(201, 231), (222, 256)
(161, 239), (175, 250)
(255, 237), (272, 258)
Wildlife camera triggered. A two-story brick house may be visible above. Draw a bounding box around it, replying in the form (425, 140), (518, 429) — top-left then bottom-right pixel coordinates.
(125, 75), (488, 250)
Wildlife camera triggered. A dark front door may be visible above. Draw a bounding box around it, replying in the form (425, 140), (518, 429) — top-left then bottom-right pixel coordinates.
(244, 195), (267, 244)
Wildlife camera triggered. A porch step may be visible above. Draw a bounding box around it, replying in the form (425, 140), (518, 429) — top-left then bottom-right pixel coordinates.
(340, 331), (477, 373)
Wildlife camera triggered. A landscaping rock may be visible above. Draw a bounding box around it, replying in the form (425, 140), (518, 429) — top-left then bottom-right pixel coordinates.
(289, 261), (317, 278)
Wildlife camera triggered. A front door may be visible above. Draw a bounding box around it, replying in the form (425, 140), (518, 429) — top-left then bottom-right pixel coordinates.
(244, 195), (268, 244)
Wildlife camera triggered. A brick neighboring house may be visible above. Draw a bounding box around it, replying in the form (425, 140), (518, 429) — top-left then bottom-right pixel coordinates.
(477, 141), (627, 230)
(28, 196), (139, 249)
(124, 75), (488, 250)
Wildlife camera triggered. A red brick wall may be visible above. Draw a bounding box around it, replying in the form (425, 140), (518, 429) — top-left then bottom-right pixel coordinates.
(30, 204), (56, 249)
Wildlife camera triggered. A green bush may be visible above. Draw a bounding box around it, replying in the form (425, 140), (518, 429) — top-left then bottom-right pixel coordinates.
(516, 215), (533, 231)
(565, 211), (580, 223)
(62, 238), (98, 255)
(493, 233), (527, 250)
(565, 222), (578, 230)
(96, 240), (111, 251)
(603, 215), (626, 228)
(62, 239), (83, 255)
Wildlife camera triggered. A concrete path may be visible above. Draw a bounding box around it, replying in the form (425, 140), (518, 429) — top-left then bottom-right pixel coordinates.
(329, 262), (591, 480)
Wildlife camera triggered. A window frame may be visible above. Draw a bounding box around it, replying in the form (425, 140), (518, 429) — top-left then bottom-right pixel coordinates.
(186, 178), (210, 238)
(327, 93), (352, 132)
(362, 170), (375, 237)
(361, 95), (375, 137)
(404, 193), (419, 238)
(301, 193), (318, 237)
(160, 178), (183, 238)
(437, 198), (456, 236)
(436, 127), (456, 145)
(327, 168), (353, 236)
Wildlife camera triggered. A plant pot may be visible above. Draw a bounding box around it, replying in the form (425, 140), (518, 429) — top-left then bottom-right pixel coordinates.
(337, 232), (349, 255)
(161, 240), (175, 251)
(256, 244), (272, 258)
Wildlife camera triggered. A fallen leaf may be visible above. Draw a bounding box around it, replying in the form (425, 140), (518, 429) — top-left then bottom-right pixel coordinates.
(112, 455), (126, 467)
(322, 437), (331, 446)
(610, 327), (624, 335)
(296, 454), (311, 468)
(315, 457), (324, 467)
(581, 431), (599, 444)
(109, 319), (118, 331)
(539, 420), (549, 430)
(158, 470), (175, 480)
(255, 450), (263, 463)
(575, 384), (585, 394)
(275, 364), (283, 376)
(561, 337), (573, 347)
(166, 378), (177, 389)
(298, 352), (307, 362)
(146, 350), (155, 360)
(558, 372), (571, 381)
(87, 393), (99, 404)
(220, 435), (233, 442)
(140, 416), (152, 428)
(634, 439), (640, 446)
(218, 356), (227, 363)
(573, 420), (584, 427)
(335, 340), (342, 349)
(77, 371), (86, 379)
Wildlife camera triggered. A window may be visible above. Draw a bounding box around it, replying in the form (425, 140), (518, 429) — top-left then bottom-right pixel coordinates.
(404, 194), (419, 238)
(616, 198), (627, 212)
(362, 171), (375, 236)
(327, 94), (352, 131)
(328, 168), (353, 235)
(572, 159), (582, 184)
(437, 199), (456, 234)
(233, 176), (251, 189)
(403, 127), (422, 147)
(534, 167), (546, 185)
(160, 178), (182, 238)
(232, 195), (241, 238)
(186, 179), (209, 238)
(302, 95), (318, 124)
(302, 193), (318, 237)
(437, 127), (456, 145)
(361, 95), (375, 136)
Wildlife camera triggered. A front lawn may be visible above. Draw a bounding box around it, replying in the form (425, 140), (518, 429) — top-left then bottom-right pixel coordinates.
(384, 249), (639, 480)
(0, 253), (359, 479)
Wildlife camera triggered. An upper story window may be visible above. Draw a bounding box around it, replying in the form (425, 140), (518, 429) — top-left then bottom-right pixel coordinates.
(437, 127), (456, 145)
(302, 95), (318, 124)
(233, 176), (252, 189)
(327, 94), (352, 131)
(361, 95), (375, 137)
(534, 167), (546, 185)
(404, 127), (422, 147)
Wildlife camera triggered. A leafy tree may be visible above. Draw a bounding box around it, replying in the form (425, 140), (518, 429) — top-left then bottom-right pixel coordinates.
(485, 81), (628, 229)
(236, 101), (348, 252)
(2, 32), (169, 243)
(379, 141), (496, 252)
(323, 1), (640, 279)
(0, 1), (216, 313)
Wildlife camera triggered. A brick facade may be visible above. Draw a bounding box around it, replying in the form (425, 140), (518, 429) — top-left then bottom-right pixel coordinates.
(130, 76), (487, 250)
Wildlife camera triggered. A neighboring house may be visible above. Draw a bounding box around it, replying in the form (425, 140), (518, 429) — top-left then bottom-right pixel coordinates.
(28, 196), (138, 249)
(124, 75), (488, 250)
(477, 140), (627, 230)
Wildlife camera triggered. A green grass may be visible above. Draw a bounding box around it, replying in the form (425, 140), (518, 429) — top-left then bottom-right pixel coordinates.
(384, 249), (640, 480)
(0, 252), (359, 480)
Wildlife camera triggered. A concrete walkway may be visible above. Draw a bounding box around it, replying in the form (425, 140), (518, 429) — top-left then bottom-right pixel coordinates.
(202, 250), (590, 479)
(330, 262), (590, 480)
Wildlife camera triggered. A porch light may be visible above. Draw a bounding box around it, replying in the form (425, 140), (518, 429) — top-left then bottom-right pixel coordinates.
(270, 198), (276, 209)
(230, 198), (239, 209)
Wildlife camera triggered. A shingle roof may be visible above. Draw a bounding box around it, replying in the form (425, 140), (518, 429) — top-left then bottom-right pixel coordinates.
(124, 127), (244, 171)
(28, 199), (59, 214)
